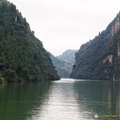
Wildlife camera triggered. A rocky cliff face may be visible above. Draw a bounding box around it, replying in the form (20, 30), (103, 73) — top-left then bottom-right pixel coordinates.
(71, 12), (120, 81)
(111, 12), (120, 36)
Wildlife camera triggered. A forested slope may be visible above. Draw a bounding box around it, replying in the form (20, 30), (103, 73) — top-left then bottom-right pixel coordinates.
(0, 1), (60, 83)
(71, 12), (120, 81)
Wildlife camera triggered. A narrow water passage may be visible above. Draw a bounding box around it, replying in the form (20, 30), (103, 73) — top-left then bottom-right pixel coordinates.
(0, 79), (120, 120)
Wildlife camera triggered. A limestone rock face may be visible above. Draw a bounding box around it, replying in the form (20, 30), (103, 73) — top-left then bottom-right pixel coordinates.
(111, 12), (120, 36)
(71, 12), (120, 81)
(103, 55), (113, 64)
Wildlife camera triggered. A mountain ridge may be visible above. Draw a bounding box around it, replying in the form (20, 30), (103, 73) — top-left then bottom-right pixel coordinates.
(71, 12), (120, 81)
(0, 2), (60, 83)
(57, 49), (77, 63)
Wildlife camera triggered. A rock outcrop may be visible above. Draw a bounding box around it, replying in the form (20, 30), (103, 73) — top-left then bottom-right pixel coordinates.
(71, 12), (120, 81)
(111, 12), (120, 36)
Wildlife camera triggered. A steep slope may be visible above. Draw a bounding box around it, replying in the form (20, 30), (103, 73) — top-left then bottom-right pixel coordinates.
(71, 12), (120, 81)
(0, 1), (60, 83)
(50, 54), (72, 78)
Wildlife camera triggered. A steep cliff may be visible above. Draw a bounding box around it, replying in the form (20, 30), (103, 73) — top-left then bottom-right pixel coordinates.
(71, 12), (120, 81)
(0, 1), (60, 83)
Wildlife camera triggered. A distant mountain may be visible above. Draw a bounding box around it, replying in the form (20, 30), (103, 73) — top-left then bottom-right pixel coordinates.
(71, 12), (120, 81)
(50, 50), (77, 78)
(0, 1), (60, 83)
(57, 49), (77, 64)
(50, 54), (72, 78)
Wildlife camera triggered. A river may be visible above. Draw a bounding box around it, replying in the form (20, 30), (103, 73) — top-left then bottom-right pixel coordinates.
(0, 78), (120, 120)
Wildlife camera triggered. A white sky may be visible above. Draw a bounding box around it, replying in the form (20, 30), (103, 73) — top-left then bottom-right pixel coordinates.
(8, 0), (120, 56)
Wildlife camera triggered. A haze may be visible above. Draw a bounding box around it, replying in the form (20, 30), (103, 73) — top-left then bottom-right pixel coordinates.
(9, 0), (120, 56)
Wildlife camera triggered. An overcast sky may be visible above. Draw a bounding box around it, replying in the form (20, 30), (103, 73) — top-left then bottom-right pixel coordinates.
(8, 0), (120, 56)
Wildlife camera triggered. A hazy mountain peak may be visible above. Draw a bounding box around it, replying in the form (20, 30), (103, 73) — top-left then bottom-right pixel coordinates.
(57, 49), (77, 63)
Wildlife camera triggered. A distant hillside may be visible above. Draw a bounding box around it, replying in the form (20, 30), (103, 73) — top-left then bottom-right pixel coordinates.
(50, 50), (77, 78)
(71, 12), (120, 81)
(50, 54), (72, 78)
(0, 1), (60, 83)
(57, 49), (77, 63)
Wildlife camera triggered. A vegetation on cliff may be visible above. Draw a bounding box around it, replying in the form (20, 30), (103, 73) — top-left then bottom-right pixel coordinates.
(50, 53), (72, 78)
(0, 1), (60, 83)
(71, 12), (120, 80)
(50, 49), (76, 78)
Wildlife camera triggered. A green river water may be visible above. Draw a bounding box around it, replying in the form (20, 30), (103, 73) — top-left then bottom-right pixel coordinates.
(0, 78), (120, 120)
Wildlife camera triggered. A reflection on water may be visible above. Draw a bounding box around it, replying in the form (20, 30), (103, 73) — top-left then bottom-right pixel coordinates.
(0, 81), (52, 120)
(0, 79), (120, 120)
(74, 80), (120, 120)
(30, 79), (81, 120)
